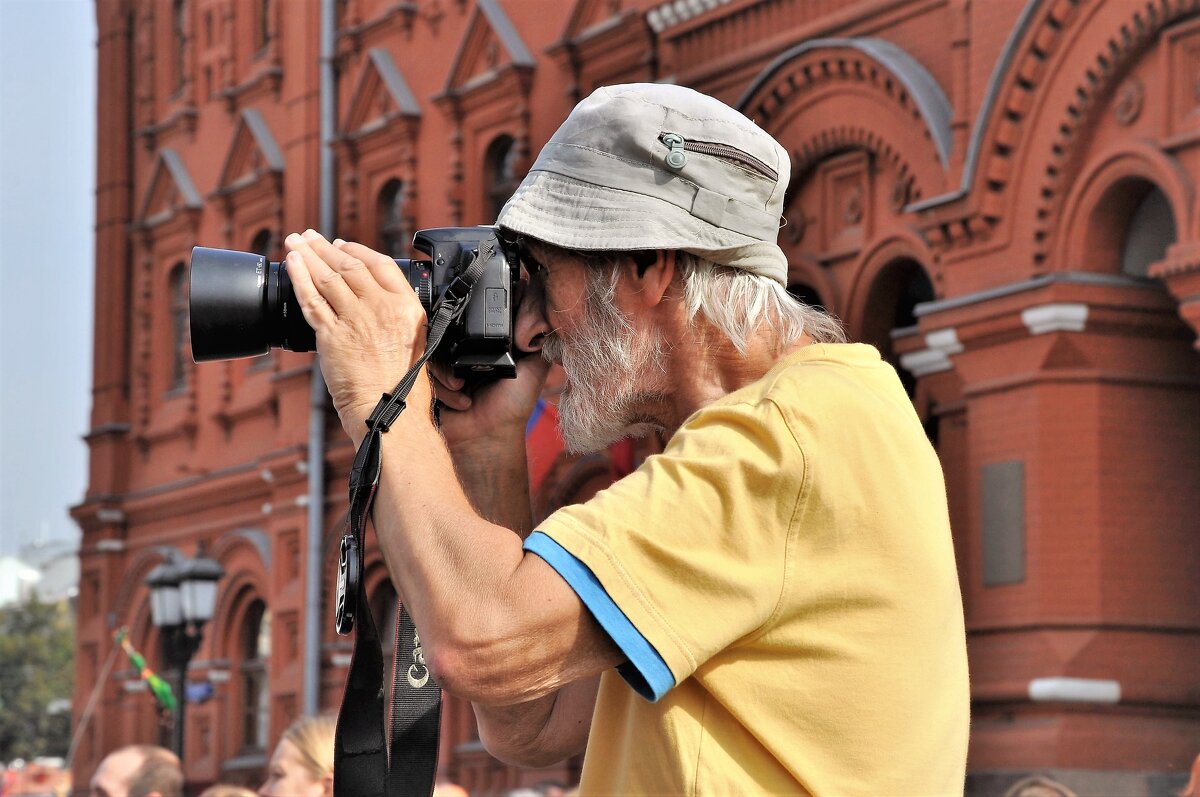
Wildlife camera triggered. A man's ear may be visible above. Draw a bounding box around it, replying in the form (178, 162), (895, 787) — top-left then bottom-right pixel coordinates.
(323, 772), (334, 796)
(627, 249), (676, 308)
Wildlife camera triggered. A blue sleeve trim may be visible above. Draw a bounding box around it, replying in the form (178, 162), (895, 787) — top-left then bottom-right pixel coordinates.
(524, 531), (675, 702)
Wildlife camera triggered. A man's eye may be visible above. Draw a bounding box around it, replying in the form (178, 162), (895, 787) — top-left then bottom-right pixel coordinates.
(519, 248), (545, 280)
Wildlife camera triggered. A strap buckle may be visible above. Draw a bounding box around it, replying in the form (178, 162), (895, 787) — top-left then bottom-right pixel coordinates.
(365, 392), (406, 434)
(442, 271), (473, 305)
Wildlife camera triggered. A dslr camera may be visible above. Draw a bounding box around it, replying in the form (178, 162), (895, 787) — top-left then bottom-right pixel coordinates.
(189, 226), (519, 381)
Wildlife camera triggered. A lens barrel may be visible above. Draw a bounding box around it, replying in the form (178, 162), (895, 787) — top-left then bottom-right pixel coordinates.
(189, 246), (431, 362)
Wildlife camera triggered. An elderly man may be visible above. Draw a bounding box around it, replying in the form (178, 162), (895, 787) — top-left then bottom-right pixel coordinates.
(89, 745), (182, 797)
(284, 83), (969, 795)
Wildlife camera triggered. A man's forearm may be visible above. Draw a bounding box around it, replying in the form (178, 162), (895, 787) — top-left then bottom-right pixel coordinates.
(364, 404), (621, 705)
(446, 429), (534, 536)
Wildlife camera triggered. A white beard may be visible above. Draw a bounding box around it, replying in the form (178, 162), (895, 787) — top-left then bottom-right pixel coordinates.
(542, 277), (667, 454)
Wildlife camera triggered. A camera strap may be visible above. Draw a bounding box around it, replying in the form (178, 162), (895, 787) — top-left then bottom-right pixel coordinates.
(333, 240), (495, 797)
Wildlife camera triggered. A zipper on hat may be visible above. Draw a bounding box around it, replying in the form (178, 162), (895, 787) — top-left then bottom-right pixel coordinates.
(659, 132), (778, 181)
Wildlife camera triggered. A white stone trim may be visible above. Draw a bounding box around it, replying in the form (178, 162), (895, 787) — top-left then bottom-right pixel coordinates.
(899, 328), (963, 377)
(95, 539), (125, 552)
(925, 327), (964, 355)
(899, 348), (952, 377)
(1028, 677), (1120, 704)
(647, 0), (731, 33)
(1021, 303), (1088, 335)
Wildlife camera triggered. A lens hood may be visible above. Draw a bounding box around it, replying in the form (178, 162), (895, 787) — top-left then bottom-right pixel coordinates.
(189, 246), (271, 361)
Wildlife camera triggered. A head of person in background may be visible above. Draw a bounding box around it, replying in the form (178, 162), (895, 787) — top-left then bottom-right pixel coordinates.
(1002, 775), (1078, 797)
(197, 785), (257, 797)
(432, 781), (470, 797)
(257, 715), (335, 797)
(89, 745), (182, 797)
(1180, 753), (1200, 797)
(432, 780), (470, 797)
(533, 780), (567, 797)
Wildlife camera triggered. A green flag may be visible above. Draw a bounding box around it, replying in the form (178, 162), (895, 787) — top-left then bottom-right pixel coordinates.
(114, 628), (178, 713)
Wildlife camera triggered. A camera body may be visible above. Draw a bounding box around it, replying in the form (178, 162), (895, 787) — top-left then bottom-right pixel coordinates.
(189, 225), (518, 381)
(411, 226), (517, 380)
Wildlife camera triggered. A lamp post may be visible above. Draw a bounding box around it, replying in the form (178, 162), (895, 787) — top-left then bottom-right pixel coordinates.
(146, 546), (224, 761)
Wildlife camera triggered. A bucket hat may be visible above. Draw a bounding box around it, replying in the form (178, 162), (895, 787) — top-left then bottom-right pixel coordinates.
(496, 83), (791, 285)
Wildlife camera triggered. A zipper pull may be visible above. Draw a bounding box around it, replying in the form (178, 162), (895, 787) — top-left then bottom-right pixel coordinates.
(661, 132), (688, 169)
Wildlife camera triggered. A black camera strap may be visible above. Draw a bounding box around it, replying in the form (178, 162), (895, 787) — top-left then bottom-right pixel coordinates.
(333, 240), (495, 797)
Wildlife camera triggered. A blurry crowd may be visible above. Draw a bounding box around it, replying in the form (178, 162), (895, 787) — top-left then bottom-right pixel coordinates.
(73, 716), (578, 797)
(0, 758), (72, 797)
(45, 729), (1195, 797)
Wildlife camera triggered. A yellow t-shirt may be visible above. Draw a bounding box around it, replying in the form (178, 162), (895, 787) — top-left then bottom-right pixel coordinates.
(527, 343), (969, 796)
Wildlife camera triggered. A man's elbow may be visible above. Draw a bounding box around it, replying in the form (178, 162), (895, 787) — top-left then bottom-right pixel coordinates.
(423, 633), (532, 705)
(476, 723), (576, 769)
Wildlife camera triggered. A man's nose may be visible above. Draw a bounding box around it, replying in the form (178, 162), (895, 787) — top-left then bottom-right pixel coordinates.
(514, 292), (551, 353)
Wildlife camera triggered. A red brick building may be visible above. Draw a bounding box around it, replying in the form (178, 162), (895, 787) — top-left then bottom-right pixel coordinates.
(74, 0), (1200, 794)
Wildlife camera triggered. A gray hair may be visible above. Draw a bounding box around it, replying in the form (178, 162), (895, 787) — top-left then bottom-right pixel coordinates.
(526, 240), (845, 353)
(677, 251), (845, 352)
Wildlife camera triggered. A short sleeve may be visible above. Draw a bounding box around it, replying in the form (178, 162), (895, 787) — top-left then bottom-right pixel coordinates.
(533, 397), (804, 689)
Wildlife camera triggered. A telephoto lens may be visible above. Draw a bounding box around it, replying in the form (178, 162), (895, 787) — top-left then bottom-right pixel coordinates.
(188, 247), (431, 362)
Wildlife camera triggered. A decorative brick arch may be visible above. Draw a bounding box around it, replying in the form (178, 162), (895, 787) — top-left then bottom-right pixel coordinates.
(1028, 1), (1199, 264)
(737, 37), (953, 203)
(789, 127), (915, 192)
(959, 0), (1200, 262)
(208, 531), (271, 658)
(1055, 141), (1193, 273)
(786, 253), (841, 313)
(844, 230), (938, 345)
(208, 572), (266, 663)
(208, 566), (270, 657)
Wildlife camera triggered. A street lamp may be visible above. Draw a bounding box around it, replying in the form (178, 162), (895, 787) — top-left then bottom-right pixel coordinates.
(145, 546), (224, 760)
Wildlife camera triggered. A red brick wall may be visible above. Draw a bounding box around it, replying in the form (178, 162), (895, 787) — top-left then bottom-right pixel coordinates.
(76, 1), (1200, 794)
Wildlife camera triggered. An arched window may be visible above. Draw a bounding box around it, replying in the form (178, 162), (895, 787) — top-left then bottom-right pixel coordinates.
(378, 180), (408, 256)
(169, 263), (189, 391)
(239, 601), (271, 753)
(788, 283), (826, 312)
(484, 135), (519, 222)
(250, 228), (274, 259)
(173, 0), (187, 95)
(862, 259), (935, 398)
(1121, 187), (1176, 278)
(257, 0), (271, 53)
(1081, 178), (1179, 277)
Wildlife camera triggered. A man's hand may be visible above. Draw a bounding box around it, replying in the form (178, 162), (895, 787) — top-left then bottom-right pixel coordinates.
(283, 229), (429, 442)
(429, 354), (550, 450)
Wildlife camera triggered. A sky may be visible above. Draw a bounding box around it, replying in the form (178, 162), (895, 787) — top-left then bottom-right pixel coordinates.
(0, 0), (96, 557)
